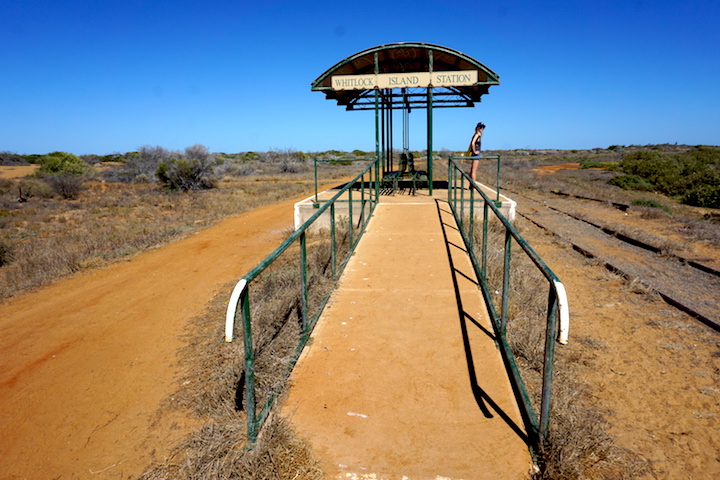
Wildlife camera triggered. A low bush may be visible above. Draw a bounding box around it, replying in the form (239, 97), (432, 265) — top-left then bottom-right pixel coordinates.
(156, 144), (216, 191)
(157, 158), (213, 190)
(17, 178), (55, 199)
(614, 146), (720, 208)
(35, 151), (93, 176)
(631, 198), (670, 213)
(0, 238), (14, 266)
(579, 159), (603, 169)
(607, 174), (654, 191)
(0, 152), (29, 166)
(682, 185), (720, 209)
(0, 178), (13, 195)
(118, 145), (175, 182)
(44, 174), (86, 199)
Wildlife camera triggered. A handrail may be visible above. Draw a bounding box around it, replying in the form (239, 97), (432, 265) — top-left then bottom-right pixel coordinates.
(314, 157), (377, 205)
(447, 156), (570, 449)
(224, 279), (247, 342)
(225, 157), (380, 445)
(451, 154), (502, 202)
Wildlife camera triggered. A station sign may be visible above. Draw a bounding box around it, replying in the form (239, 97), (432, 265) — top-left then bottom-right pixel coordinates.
(331, 70), (478, 90)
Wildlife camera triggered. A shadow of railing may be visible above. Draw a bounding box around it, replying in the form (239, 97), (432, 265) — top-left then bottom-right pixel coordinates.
(446, 158), (570, 453)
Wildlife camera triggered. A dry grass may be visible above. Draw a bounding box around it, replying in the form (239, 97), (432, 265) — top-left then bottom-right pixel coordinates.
(137, 280), (326, 480)
(0, 161), (360, 300)
(139, 221), (351, 479)
(475, 153), (720, 249)
(472, 218), (645, 479)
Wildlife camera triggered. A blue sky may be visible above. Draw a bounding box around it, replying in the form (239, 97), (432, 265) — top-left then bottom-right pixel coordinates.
(2, 0), (719, 155)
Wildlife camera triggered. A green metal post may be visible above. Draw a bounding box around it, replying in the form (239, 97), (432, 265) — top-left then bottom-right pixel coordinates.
(453, 162), (458, 210)
(300, 232), (308, 333)
(500, 229), (512, 332)
(447, 159), (452, 205)
(314, 157), (319, 205)
(496, 155), (501, 203)
(540, 289), (560, 444)
(482, 201), (489, 281)
(427, 50), (434, 194)
(459, 174), (465, 233)
(361, 174), (365, 225)
(330, 203), (336, 279)
(348, 187), (354, 248)
(374, 87), (380, 201)
(241, 289), (257, 443)
(469, 186), (475, 250)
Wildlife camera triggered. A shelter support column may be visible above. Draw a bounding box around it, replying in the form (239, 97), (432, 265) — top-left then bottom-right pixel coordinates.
(427, 87), (433, 195)
(375, 87), (380, 197)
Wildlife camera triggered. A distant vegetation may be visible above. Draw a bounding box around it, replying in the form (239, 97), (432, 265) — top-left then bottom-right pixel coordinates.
(3, 144), (719, 205)
(610, 146), (720, 209)
(0, 145), (369, 299)
(30, 151), (94, 199)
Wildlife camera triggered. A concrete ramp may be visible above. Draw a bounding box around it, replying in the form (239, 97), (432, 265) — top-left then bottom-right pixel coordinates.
(282, 191), (533, 479)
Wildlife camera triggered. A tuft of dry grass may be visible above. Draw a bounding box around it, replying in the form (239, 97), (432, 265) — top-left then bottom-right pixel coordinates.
(139, 279), (323, 479)
(140, 412), (324, 480)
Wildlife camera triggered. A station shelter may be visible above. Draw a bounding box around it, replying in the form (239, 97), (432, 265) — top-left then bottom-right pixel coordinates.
(311, 42), (500, 193)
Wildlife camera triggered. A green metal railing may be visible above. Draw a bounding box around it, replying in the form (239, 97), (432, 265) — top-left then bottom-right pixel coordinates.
(451, 154), (502, 202)
(447, 157), (569, 450)
(314, 157), (380, 207)
(225, 157), (380, 445)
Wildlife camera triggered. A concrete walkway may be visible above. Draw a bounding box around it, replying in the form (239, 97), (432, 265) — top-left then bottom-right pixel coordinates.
(282, 189), (533, 480)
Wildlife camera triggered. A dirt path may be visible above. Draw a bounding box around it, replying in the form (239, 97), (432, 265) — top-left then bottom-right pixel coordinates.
(0, 194), (304, 479)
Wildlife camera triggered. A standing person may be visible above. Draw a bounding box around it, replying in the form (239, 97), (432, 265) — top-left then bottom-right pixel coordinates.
(469, 122), (485, 182)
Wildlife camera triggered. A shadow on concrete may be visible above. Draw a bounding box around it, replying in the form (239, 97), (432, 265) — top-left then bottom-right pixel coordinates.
(435, 199), (530, 446)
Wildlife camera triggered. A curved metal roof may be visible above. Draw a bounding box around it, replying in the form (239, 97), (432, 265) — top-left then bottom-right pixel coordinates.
(311, 42), (500, 110)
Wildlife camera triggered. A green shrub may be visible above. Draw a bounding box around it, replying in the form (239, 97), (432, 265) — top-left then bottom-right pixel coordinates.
(674, 146), (720, 208)
(681, 184), (720, 209)
(608, 174), (654, 191)
(240, 151), (261, 161)
(17, 178), (55, 199)
(579, 159), (603, 169)
(35, 152), (93, 176)
(619, 150), (681, 192)
(631, 198), (671, 213)
(156, 144), (216, 191)
(614, 147), (720, 208)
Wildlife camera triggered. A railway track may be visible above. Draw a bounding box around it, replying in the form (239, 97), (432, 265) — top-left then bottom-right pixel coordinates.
(508, 189), (720, 332)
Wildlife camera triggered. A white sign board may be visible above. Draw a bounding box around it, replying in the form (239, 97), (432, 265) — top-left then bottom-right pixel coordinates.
(331, 70), (478, 90)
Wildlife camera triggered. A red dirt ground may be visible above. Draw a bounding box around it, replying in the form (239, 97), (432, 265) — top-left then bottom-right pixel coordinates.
(1, 164), (718, 479)
(0, 195), (301, 479)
